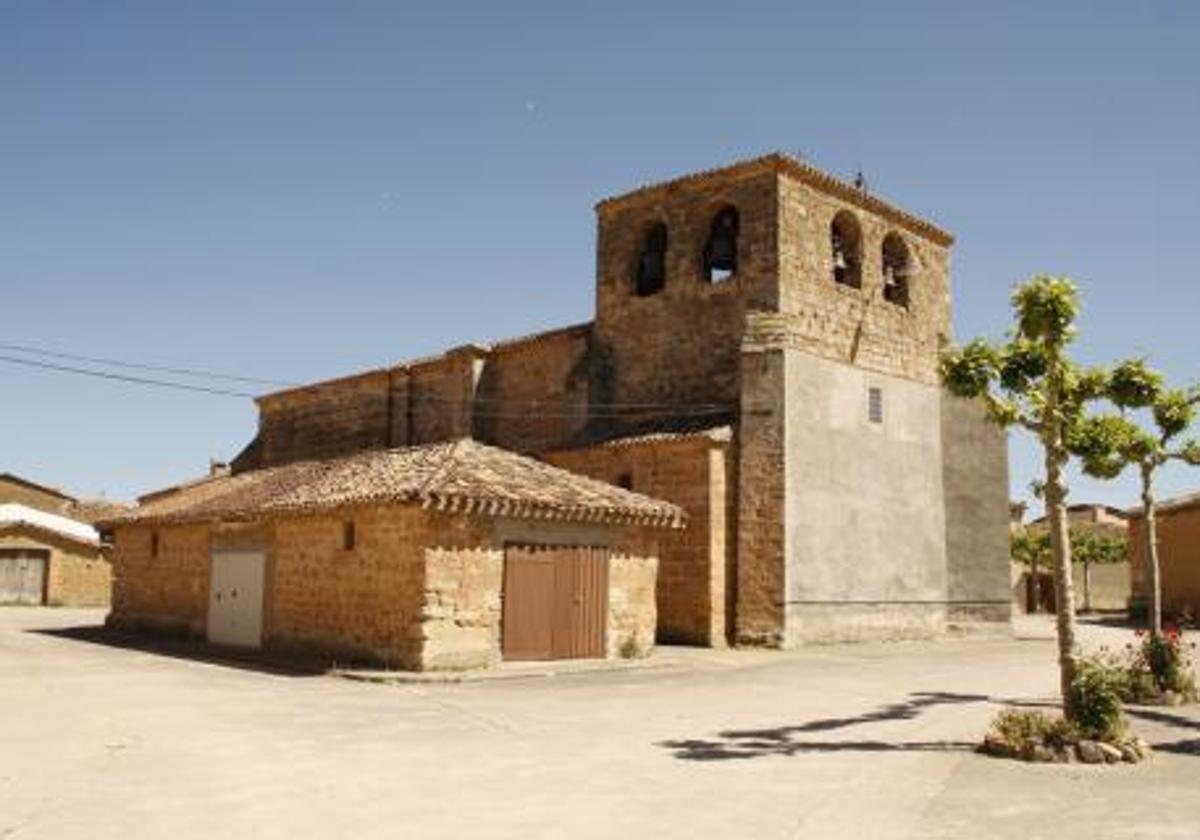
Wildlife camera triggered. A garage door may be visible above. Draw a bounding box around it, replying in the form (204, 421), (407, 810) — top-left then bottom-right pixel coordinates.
(207, 551), (266, 648)
(502, 545), (609, 661)
(0, 549), (48, 605)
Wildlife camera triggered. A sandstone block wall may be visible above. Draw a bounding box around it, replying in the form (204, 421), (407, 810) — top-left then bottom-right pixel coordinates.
(775, 175), (951, 385)
(109, 523), (210, 636)
(109, 509), (661, 669)
(546, 434), (731, 646)
(270, 508), (426, 667)
(592, 165), (779, 432)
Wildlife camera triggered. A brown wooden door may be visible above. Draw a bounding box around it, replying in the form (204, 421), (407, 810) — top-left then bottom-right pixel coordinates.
(503, 546), (609, 661)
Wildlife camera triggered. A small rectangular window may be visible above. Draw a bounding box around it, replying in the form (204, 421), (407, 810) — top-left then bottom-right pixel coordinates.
(151, 532), (160, 558)
(868, 387), (883, 424)
(342, 520), (356, 551)
(616, 472), (634, 491)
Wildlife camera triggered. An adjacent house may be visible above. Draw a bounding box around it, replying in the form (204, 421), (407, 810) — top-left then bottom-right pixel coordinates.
(104, 440), (681, 668)
(1127, 491), (1200, 621)
(106, 153), (1013, 668)
(0, 473), (119, 606)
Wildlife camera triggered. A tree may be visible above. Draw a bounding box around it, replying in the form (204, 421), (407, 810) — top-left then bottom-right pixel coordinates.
(1069, 359), (1200, 635)
(1010, 527), (1125, 614)
(1070, 528), (1127, 613)
(1010, 529), (1051, 613)
(941, 275), (1107, 721)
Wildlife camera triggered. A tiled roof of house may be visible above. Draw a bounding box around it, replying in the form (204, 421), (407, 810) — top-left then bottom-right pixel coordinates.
(66, 499), (132, 524)
(103, 439), (686, 529)
(1126, 490), (1200, 518)
(0, 503), (101, 546)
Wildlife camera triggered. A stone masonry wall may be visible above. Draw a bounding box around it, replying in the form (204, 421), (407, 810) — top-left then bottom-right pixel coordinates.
(591, 165), (779, 434)
(546, 434), (731, 646)
(109, 523), (210, 636)
(270, 507), (427, 666)
(776, 173), (951, 386)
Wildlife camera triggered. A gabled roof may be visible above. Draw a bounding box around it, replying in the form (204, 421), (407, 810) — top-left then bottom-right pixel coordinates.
(103, 439), (686, 530)
(0, 472), (75, 502)
(0, 503), (100, 546)
(1127, 490), (1200, 518)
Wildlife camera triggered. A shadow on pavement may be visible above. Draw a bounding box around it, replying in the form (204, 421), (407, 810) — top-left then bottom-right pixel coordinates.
(29, 625), (330, 678)
(660, 691), (989, 761)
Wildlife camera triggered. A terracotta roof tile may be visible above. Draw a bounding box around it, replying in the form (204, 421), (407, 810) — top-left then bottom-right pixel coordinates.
(104, 440), (685, 530)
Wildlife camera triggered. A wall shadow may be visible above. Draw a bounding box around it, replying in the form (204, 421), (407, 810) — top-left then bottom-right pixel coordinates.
(29, 625), (330, 678)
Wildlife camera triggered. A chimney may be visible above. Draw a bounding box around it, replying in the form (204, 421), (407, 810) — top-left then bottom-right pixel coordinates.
(209, 459), (231, 479)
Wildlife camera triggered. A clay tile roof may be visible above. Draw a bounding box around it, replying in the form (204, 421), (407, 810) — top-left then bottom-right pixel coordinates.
(554, 425), (734, 453)
(1126, 489), (1200, 518)
(103, 439), (686, 530)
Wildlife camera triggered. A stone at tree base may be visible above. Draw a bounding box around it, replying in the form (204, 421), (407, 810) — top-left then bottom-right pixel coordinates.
(1076, 740), (1105, 764)
(1119, 744), (1141, 763)
(1133, 737), (1153, 759)
(1098, 743), (1123, 763)
(1030, 745), (1054, 762)
(1163, 691), (1182, 707)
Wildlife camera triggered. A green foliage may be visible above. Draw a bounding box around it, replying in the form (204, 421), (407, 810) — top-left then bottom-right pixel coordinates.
(1069, 655), (1127, 740)
(1010, 527), (1123, 568)
(1136, 628), (1198, 698)
(1012, 275), (1079, 345)
(1107, 359), (1162, 409)
(1153, 389), (1195, 439)
(1072, 529), (1126, 567)
(1010, 530), (1050, 568)
(940, 338), (998, 400)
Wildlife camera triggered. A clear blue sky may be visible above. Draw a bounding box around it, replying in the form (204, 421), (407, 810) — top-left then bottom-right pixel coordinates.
(5, 1), (1198, 512)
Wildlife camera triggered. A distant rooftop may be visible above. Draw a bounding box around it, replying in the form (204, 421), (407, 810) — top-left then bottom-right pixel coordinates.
(0, 503), (100, 546)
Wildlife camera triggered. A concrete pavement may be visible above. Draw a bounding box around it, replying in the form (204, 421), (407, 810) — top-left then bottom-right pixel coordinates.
(1, 608), (1196, 839)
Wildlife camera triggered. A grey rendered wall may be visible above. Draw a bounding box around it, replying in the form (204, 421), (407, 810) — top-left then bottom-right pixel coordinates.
(784, 351), (948, 643)
(939, 394), (1012, 624)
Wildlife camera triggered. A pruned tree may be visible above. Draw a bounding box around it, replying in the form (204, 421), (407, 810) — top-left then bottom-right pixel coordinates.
(1010, 527), (1125, 614)
(1070, 527), (1127, 613)
(941, 275), (1107, 721)
(1069, 359), (1200, 635)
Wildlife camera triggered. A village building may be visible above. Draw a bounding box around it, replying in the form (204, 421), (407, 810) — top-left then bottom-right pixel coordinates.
(105, 153), (1013, 666)
(1127, 490), (1200, 621)
(105, 440), (679, 668)
(0, 473), (115, 606)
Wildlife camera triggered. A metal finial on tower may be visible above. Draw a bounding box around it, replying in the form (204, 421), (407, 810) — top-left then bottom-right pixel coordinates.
(854, 169), (868, 192)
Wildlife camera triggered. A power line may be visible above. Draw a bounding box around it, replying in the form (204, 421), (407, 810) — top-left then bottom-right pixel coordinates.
(0, 342), (298, 387)
(0, 355), (259, 399)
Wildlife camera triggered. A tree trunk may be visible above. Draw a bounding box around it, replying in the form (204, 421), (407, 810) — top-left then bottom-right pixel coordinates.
(1030, 559), (1040, 614)
(1082, 559), (1092, 613)
(1141, 464), (1162, 637)
(1043, 385), (1078, 720)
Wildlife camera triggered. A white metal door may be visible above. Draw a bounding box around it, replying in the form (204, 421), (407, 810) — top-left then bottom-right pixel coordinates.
(207, 551), (265, 648)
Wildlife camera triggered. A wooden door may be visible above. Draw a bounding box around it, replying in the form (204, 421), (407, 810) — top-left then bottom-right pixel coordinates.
(503, 546), (609, 661)
(0, 549), (47, 605)
(207, 551), (266, 648)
